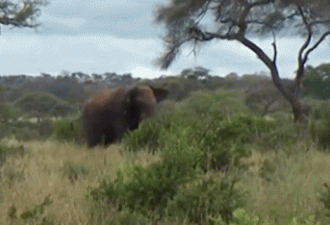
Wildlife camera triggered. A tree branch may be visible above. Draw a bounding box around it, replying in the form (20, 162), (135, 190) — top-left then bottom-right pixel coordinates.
(311, 19), (330, 26)
(297, 6), (312, 67)
(303, 31), (330, 63)
(238, 36), (295, 104)
(272, 30), (277, 65)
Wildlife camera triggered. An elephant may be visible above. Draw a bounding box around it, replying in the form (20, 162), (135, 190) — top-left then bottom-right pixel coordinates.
(82, 85), (168, 147)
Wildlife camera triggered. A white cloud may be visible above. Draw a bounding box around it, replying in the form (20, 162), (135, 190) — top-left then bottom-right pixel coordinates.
(0, 33), (328, 78)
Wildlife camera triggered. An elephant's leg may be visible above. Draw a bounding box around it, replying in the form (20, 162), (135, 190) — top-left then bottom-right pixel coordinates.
(104, 134), (116, 145)
(87, 131), (102, 147)
(85, 123), (104, 147)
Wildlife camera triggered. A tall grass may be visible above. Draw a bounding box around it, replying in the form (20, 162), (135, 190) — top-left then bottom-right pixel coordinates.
(2, 89), (330, 224)
(0, 139), (160, 225)
(1, 137), (330, 224)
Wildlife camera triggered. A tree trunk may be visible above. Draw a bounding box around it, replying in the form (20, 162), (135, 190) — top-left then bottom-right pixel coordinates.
(269, 74), (307, 126)
(291, 99), (305, 124)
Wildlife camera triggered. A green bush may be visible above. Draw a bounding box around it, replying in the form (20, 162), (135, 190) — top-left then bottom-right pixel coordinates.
(124, 89), (247, 152)
(167, 173), (245, 224)
(212, 208), (318, 225)
(0, 120), (54, 141)
(124, 89), (296, 171)
(89, 160), (199, 219)
(310, 120), (330, 149)
(52, 118), (83, 143)
(13, 127), (40, 141)
(319, 183), (330, 217)
(89, 134), (202, 220)
(89, 203), (149, 225)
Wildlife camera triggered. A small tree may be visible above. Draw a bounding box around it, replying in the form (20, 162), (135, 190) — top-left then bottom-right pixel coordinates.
(155, 0), (330, 124)
(15, 92), (75, 122)
(0, 0), (48, 28)
(0, 102), (18, 123)
(303, 62), (330, 100)
(245, 81), (290, 116)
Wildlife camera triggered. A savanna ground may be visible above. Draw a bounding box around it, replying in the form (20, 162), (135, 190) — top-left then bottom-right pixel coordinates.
(0, 140), (162, 224)
(2, 89), (330, 224)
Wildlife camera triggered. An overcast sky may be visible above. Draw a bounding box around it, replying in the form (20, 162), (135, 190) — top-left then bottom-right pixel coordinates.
(0, 0), (329, 79)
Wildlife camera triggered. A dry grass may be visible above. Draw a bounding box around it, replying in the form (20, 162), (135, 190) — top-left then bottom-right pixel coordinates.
(240, 143), (330, 224)
(0, 139), (160, 225)
(2, 138), (330, 224)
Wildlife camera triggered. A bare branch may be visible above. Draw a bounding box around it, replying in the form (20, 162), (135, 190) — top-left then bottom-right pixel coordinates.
(271, 30), (277, 65)
(303, 31), (330, 64)
(238, 36), (296, 105)
(156, 36), (194, 70)
(250, 0), (274, 8)
(311, 19), (330, 26)
(297, 6), (312, 66)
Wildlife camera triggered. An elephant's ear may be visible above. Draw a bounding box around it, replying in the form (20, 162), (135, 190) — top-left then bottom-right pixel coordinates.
(149, 86), (169, 103)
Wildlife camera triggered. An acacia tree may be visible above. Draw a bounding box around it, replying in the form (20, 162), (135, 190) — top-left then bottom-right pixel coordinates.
(155, 0), (330, 123)
(0, 0), (47, 29)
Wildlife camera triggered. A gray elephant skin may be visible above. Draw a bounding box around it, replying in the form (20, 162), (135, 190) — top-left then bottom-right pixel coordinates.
(82, 85), (168, 147)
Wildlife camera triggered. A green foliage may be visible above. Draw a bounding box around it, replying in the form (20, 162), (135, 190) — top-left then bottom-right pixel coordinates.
(89, 159), (198, 219)
(310, 120), (330, 149)
(52, 118), (83, 143)
(15, 92), (76, 120)
(303, 63), (330, 100)
(89, 203), (149, 225)
(0, 102), (19, 123)
(0, 0), (48, 29)
(168, 173), (245, 224)
(230, 208), (261, 225)
(90, 129), (203, 220)
(125, 89), (297, 171)
(288, 215), (320, 225)
(244, 82), (290, 116)
(319, 183), (330, 217)
(0, 120), (53, 141)
(212, 209), (318, 225)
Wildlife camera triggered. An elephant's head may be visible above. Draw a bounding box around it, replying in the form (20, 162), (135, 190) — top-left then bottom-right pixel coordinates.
(124, 85), (168, 130)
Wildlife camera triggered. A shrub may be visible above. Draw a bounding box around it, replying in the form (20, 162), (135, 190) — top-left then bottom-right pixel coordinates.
(13, 127), (40, 141)
(89, 157), (199, 219)
(319, 183), (330, 217)
(310, 120), (330, 149)
(89, 134), (202, 220)
(0, 120), (55, 141)
(52, 118), (83, 143)
(89, 203), (149, 225)
(167, 173), (245, 224)
(124, 89), (247, 152)
(124, 89), (296, 171)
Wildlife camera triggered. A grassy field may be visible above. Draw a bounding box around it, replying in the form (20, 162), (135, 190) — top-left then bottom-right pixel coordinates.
(1, 139), (330, 224)
(0, 139), (159, 224)
(2, 90), (330, 224)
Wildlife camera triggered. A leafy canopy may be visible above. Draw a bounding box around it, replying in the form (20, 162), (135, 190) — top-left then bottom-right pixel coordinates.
(155, 0), (330, 69)
(0, 0), (48, 28)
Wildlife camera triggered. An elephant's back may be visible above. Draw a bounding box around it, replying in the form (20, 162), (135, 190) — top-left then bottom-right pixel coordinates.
(83, 88), (127, 116)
